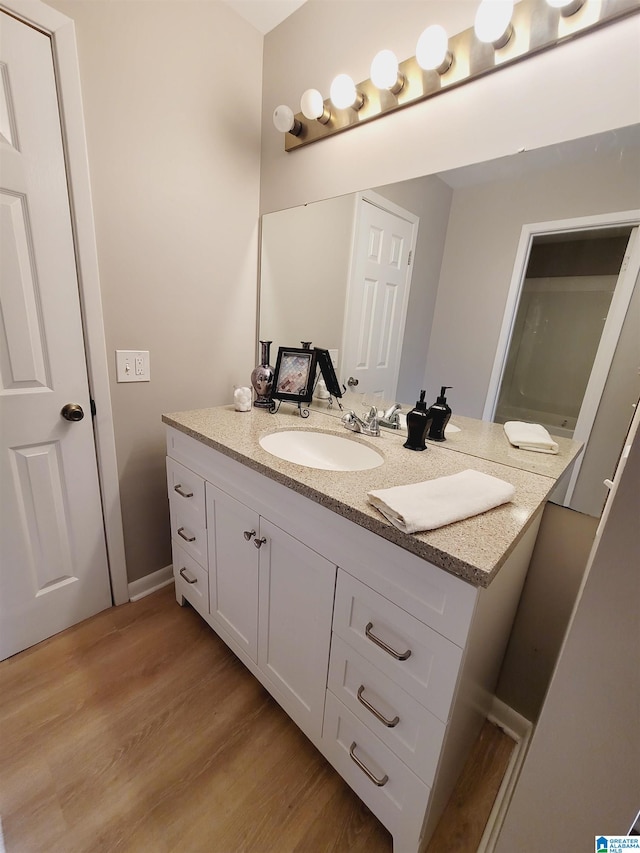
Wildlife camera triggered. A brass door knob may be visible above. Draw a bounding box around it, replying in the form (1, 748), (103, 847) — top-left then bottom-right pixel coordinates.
(61, 403), (84, 422)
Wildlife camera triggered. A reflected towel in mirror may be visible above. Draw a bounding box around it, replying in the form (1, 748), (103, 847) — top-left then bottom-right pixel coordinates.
(504, 421), (559, 454)
(367, 469), (515, 534)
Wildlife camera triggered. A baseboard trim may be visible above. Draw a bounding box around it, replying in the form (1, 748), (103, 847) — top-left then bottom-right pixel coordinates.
(477, 698), (534, 853)
(128, 565), (174, 602)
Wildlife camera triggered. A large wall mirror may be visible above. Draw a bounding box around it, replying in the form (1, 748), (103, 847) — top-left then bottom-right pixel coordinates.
(259, 124), (640, 518)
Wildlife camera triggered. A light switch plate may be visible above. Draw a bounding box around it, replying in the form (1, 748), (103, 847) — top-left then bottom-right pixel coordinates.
(116, 350), (150, 382)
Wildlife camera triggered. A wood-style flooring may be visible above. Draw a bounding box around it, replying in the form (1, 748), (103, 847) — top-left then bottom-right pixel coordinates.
(0, 585), (514, 853)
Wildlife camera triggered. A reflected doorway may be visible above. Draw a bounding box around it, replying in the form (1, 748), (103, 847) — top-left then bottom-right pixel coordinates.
(486, 217), (639, 517)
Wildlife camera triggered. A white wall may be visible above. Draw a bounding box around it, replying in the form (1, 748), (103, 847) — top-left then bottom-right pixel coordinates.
(496, 502), (598, 721)
(496, 411), (640, 849)
(425, 143), (640, 417)
(571, 275), (640, 516)
(47, 0), (263, 581)
(260, 194), (354, 355)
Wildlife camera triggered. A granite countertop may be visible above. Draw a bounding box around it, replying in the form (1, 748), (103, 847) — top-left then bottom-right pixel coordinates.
(309, 398), (582, 479)
(162, 405), (583, 588)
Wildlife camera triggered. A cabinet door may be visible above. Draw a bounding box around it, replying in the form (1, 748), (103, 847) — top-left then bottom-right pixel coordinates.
(206, 483), (259, 662)
(257, 518), (336, 740)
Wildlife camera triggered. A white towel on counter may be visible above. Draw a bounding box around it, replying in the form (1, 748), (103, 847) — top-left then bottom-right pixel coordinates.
(503, 421), (559, 455)
(367, 469), (515, 534)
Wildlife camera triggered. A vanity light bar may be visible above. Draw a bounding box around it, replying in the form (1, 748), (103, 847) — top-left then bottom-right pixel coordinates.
(276, 0), (640, 152)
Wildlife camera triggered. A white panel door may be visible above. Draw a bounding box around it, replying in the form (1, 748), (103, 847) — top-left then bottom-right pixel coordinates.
(341, 194), (418, 403)
(0, 12), (112, 659)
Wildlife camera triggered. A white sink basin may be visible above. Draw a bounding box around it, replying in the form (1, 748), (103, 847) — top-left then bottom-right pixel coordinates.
(259, 430), (384, 471)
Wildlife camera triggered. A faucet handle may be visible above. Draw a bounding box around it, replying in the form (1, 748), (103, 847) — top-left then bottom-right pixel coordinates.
(383, 403), (401, 421)
(366, 405), (379, 423)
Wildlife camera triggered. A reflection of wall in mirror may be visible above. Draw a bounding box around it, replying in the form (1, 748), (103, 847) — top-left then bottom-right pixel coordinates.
(260, 195), (354, 365)
(260, 174), (454, 402)
(424, 136), (640, 419)
(372, 175), (453, 403)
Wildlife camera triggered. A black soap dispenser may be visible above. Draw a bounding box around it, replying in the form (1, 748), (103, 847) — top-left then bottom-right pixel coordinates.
(403, 390), (432, 451)
(427, 386), (452, 442)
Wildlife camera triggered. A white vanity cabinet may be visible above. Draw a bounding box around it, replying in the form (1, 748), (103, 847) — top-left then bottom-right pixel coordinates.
(168, 429), (335, 744)
(165, 424), (542, 852)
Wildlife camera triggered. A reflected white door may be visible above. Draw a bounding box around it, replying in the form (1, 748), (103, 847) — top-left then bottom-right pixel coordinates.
(341, 193), (418, 403)
(0, 12), (112, 660)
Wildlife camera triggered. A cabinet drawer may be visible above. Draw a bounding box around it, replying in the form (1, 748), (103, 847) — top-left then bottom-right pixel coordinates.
(167, 457), (206, 524)
(173, 542), (209, 618)
(334, 571), (462, 723)
(322, 691), (429, 849)
(169, 499), (207, 569)
(328, 635), (445, 786)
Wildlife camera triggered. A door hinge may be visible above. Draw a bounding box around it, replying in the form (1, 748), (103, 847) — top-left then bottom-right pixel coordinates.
(90, 398), (97, 418)
(408, 250), (412, 266)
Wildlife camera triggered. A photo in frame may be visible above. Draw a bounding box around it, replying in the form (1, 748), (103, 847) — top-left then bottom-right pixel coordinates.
(270, 346), (318, 407)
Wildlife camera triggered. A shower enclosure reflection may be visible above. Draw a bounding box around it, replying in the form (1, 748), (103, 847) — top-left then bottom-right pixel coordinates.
(494, 228), (632, 438)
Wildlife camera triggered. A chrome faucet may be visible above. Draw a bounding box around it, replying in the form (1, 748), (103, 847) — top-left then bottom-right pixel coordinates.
(379, 403), (402, 430)
(342, 405), (380, 437)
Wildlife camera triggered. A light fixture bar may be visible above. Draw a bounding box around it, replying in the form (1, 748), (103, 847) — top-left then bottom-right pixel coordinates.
(282, 0), (639, 151)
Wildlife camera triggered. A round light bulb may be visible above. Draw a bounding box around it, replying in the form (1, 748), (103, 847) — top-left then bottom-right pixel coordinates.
(474, 0), (515, 48)
(546, 0), (585, 13)
(416, 24), (452, 73)
(272, 104), (302, 137)
(370, 50), (399, 90)
(300, 88), (325, 121)
(330, 73), (359, 110)
(272, 105), (295, 133)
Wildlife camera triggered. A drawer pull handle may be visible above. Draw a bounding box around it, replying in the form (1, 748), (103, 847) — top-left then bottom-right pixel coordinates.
(243, 530), (256, 541)
(349, 742), (389, 787)
(365, 622), (412, 661)
(177, 527), (196, 543)
(174, 484), (194, 498)
(254, 537), (267, 549)
(357, 685), (400, 728)
(179, 567), (197, 584)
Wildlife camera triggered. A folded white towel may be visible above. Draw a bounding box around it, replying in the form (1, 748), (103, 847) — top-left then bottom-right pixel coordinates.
(503, 421), (559, 454)
(367, 469), (515, 534)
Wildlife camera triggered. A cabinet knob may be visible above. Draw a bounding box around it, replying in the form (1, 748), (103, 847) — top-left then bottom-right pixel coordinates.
(254, 537), (267, 549)
(243, 529), (256, 541)
(174, 484), (194, 498)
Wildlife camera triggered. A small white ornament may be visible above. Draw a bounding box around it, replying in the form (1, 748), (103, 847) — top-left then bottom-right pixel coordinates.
(234, 386), (252, 412)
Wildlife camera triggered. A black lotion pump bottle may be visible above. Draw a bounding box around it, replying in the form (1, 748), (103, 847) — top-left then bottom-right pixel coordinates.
(403, 390), (432, 451)
(427, 386), (452, 441)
